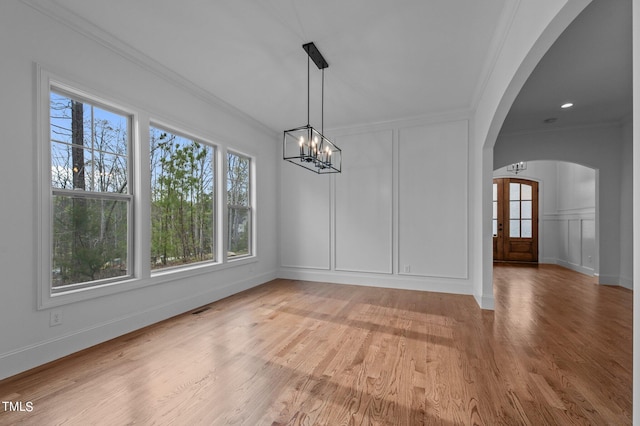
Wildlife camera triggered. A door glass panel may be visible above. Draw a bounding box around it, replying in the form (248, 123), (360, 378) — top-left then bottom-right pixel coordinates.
(521, 220), (532, 238)
(510, 201), (520, 219)
(521, 184), (532, 200)
(510, 183), (520, 200)
(493, 182), (499, 238)
(510, 220), (520, 237)
(521, 201), (532, 219)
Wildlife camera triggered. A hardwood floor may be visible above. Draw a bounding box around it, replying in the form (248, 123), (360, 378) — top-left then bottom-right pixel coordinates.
(0, 264), (632, 425)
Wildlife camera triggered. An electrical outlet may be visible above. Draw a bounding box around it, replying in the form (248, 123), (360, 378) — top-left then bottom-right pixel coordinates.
(403, 265), (411, 273)
(588, 256), (593, 264)
(50, 310), (63, 327)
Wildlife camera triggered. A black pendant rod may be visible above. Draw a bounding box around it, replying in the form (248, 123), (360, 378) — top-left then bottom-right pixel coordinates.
(304, 42), (328, 129)
(321, 67), (324, 135)
(307, 53), (310, 126)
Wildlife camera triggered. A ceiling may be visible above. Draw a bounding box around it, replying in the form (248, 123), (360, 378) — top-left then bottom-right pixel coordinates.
(25, 0), (631, 135)
(500, 0), (632, 134)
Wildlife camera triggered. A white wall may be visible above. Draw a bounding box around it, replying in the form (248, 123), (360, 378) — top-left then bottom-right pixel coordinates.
(398, 122), (468, 279)
(632, 0), (639, 417)
(335, 130), (393, 274)
(620, 118), (633, 289)
(0, 1), (279, 380)
(556, 162), (597, 274)
(494, 161), (597, 276)
(279, 118), (472, 294)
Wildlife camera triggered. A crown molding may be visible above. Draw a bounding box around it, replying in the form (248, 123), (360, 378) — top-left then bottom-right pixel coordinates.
(498, 119), (625, 138)
(327, 107), (472, 138)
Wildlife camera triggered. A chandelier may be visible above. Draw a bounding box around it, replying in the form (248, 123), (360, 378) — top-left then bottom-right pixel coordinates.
(283, 42), (341, 174)
(507, 161), (527, 174)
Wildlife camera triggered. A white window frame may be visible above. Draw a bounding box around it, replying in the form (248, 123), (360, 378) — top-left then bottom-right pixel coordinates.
(36, 67), (259, 309)
(37, 68), (139, 309)
(225, 150), (255, 261)
(149, 122), (219, 274)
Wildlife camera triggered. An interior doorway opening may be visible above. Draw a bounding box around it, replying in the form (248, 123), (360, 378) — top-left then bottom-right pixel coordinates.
(493, 160), (597, 276)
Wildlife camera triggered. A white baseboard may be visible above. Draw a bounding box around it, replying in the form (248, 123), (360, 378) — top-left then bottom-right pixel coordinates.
(474, 293), (495, 310)
(0, 271), (276, 381)
(278, 268), (473, 295)
(619, 276), (633, 290)
(554, 259), (595, 277)
(597, 274), (622, 286)
(546, 259), (626, 286)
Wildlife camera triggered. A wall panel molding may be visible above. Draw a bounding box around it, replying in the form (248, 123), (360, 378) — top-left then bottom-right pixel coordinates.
(335, 130), (393, 274)
(398, 120), (469, 279)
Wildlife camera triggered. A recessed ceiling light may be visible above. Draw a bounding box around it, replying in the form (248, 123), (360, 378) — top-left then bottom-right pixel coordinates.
(561, 102), (574, 109)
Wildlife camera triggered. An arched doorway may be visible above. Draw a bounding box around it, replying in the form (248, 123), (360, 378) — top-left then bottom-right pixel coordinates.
(493, 160), (599, 275)
(475, 0), (635, 419)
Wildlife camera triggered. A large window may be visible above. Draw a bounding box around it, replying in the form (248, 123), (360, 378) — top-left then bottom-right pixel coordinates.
(150, 126), (215, 269)
(227, 152), (251, 258)
(41, 72), (257, 306)
(49, 89), (132, 291)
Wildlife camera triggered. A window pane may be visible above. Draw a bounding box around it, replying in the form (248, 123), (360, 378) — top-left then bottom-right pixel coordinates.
(51, 142), (74, 189)
(227, 154), (250, 206)
(493, 219), (497, 237)
(150, 127), (215, 269)
(510, 220), (520, 238)
(521, 200), (532, 219)
(228, 207), (250, 257)
(510, 183), (520, 201)
(493, 201), (497, 220)
(52, 195), (129, 288)
(50, 88), (132, 292)
(521, 184), (532, 200)
(50, 92), (73, 144)
(493, 183), (497, 201)
(50, 92), (129, 194)
(521, 220), (532, 238)
(227, 152), (251, 258)
(509, 201), (520, 219)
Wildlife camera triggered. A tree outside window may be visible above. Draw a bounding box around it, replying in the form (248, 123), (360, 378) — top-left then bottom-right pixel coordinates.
(150, 126), (215, 269)
(50, 90), (131, 290)
(227, 152), (251, 258)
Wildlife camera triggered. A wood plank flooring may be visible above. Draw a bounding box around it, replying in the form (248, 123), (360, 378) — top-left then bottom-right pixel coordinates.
(0, 264), (632, 425)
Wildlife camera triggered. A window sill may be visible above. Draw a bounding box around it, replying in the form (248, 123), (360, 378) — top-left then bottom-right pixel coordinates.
(150, 255), (257, 285)
(39, 255), (258, 310)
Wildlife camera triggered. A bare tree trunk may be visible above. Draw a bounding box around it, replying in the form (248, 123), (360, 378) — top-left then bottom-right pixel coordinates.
(71, 100), (86, 280)
(71, 101), (85, 190)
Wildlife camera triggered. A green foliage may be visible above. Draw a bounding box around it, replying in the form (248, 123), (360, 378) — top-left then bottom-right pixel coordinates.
(150, 128), (214, 268)
(52, 197), (128, 286)
(50, 93), (130, 287)
(227, 153), (250, 256)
